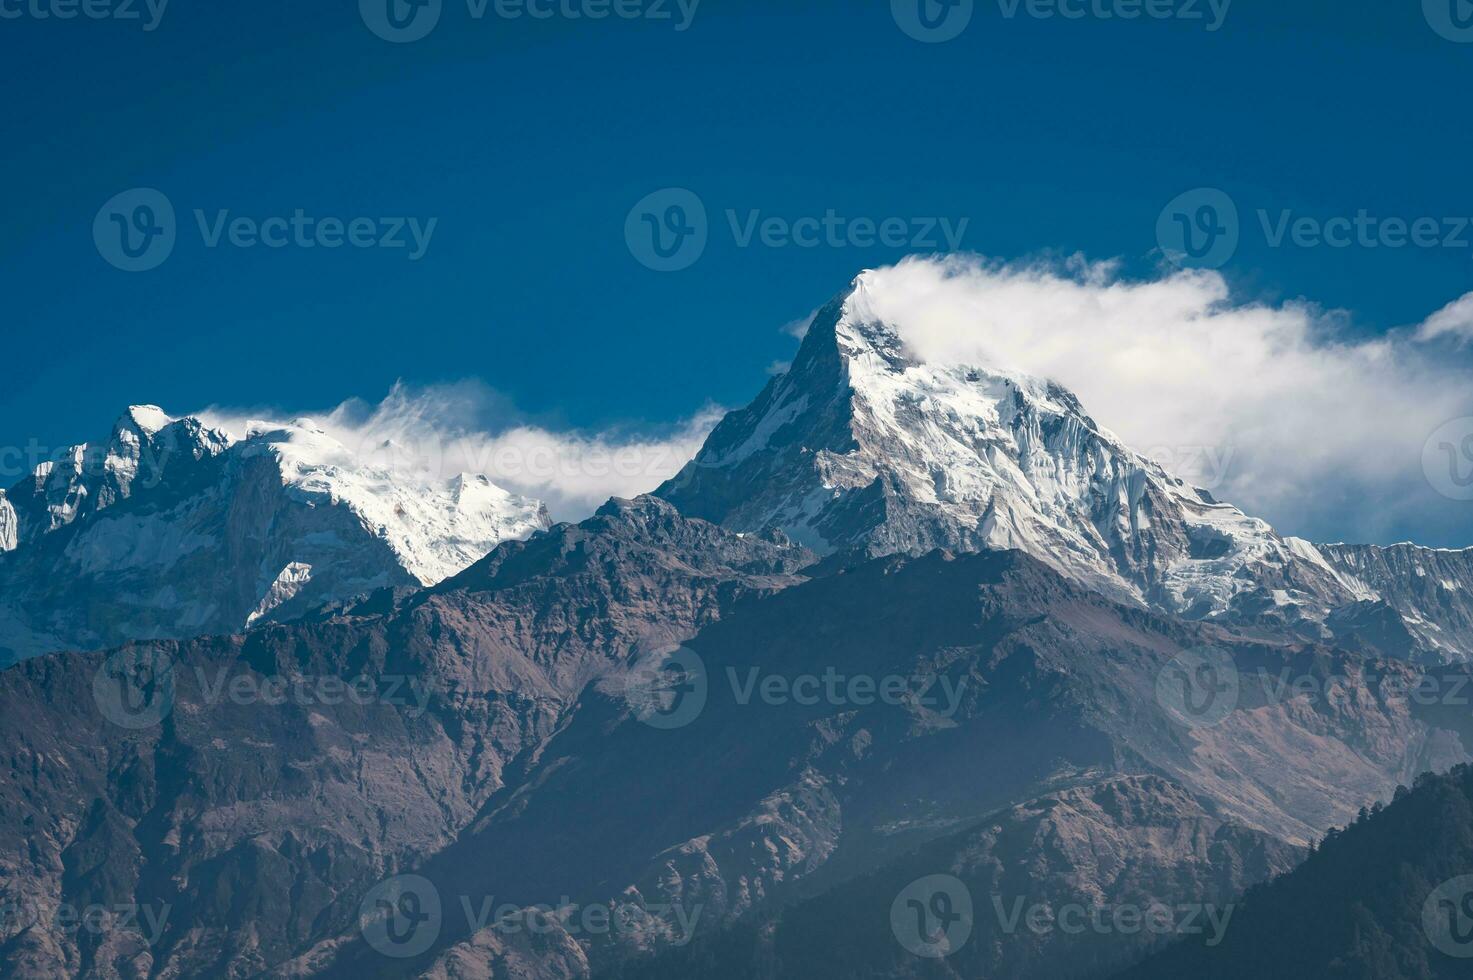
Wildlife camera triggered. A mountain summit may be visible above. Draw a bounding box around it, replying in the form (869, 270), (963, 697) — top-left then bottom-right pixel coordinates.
(0, 408), (547, 663)
(659, 274), (1371, 629)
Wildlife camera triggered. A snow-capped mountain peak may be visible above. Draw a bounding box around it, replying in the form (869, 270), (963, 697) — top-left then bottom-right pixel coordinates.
(0, 406), (549, 663)
(660, 273), (1367, 627)
(240, 418), (547, 586)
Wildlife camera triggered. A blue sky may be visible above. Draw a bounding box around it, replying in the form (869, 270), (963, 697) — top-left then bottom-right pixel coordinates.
(3, 0), (1472, 543)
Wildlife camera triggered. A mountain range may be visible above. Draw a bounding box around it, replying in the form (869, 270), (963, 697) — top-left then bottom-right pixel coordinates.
(0, 272), (1469, 979)
(0, 408), (546, 666)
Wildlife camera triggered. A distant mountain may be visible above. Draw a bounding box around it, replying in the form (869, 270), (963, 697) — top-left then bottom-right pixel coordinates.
(0, 406), (547, 664)
(1318, 543), (1473, 663)
(1116, 764), (1473, 980)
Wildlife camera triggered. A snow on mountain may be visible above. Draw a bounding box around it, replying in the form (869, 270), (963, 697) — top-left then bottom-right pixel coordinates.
(232, 417), (547, 586)
(0, 492), (15, 553)
(1317, 541), (1473, 662)
(659, 273), (1373, 629)
(0, 406), (548, 664)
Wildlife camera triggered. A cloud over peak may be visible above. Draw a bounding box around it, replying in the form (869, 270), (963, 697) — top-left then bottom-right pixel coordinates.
(852, 255), (1473, 547)
(199, 381), (721, 523)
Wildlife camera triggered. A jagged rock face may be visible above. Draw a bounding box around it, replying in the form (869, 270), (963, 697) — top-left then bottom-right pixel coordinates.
(611, 775), (1305, 980)
(1318, 542), (1473, 663)
(0, 497), (1465, 978)
(4, 407), (231, 547)
(0, 498), (808, 979)
(657, 278), (1367, 631)
(0, 407), (549, 665)
(268, 546), (1465, 978)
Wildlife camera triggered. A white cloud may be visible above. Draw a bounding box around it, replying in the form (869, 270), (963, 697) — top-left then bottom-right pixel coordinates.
(856, 255), (1473, 545)
(780, 309), (819, 340)
(1415, 291), (1473, 346)
(198, 381), (721, 523)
